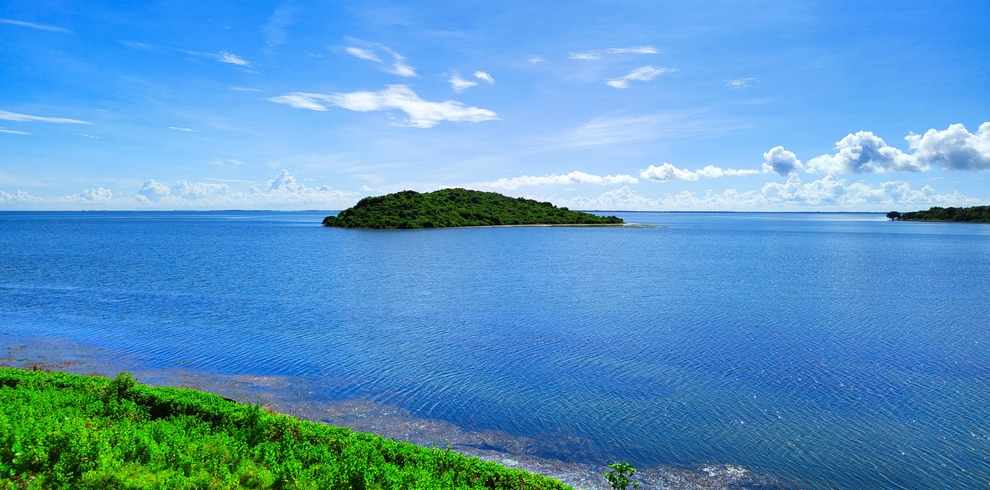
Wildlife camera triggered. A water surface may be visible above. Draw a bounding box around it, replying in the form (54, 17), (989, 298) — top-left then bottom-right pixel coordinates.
(1, 211), (988, 490)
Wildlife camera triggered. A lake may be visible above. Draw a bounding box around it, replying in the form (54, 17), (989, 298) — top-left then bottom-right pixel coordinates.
(1, 211), (988, 489)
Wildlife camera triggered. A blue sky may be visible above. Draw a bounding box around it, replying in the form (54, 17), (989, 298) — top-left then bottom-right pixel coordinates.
(1, 0), (988, 211)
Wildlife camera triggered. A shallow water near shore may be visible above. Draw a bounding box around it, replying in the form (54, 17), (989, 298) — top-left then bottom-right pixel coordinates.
(2, 211), (989, 489)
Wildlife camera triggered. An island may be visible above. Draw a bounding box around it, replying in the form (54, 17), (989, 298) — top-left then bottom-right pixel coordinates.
(323, 188), (623, 229)
(887, 205), (990, 223)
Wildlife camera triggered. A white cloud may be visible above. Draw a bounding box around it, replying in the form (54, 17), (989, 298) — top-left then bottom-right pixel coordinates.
(386, 50), (417, 77)
(478, 171), (639, 190)
(696, 165), (760, 178)
(725, 77), (757, 89)
(79, 133), (99, 139)
(168, 126), (195, 132)
(606, 65), (673, 89)
(230, 86), (263, 92)
(530, 56), (545, 63)
(640, 163), (758, 182)
(0, 128), (30, 135)
(263, 5), (297, 48)
(640, 163), (699, 181)
(344, 44), (417, 77)
(269, 85), (498, 129)
(0, 19), (72, 33)
(0, 189), (45, 205)
(906, 122), (990, 171)
(572, 47), (658, 60)
(551, 111), (744, 149)
(474, 71), (495, 83)
(346, 47), (381, 62)
(54, 187), (114, 204)
(806, 131), (926, 174)
(606, 46), (658, 54)
(0, 109), (92, 125)
(134, 170), (356, 209)
(762, 146), (803, 175)
(526, 175), (981, 211)
(448, 72), (478, 92)
(570, 52), (601, 60)
(217, 51), (250, 66)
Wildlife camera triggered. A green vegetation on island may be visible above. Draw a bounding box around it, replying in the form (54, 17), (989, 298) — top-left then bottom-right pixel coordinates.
(323, 188), (623, 229)
(887, 206), (990, 223)
(0, 367), (573, 490)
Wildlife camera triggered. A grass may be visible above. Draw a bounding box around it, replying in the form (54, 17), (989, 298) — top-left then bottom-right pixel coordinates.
(0, 368), (574, 490)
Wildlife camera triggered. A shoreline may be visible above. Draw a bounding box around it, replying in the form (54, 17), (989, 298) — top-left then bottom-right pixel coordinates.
(1, 333), (795, 490)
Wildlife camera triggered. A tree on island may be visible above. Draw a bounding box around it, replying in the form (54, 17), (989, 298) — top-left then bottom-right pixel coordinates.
(886, 211), (901, 221)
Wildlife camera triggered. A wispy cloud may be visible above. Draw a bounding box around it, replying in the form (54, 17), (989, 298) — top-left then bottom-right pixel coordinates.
(606, 65), (674, 88)
(217, 51), (250, 66)
(475, 171), (639, 190)
(448, 72), (478, 92)
(78, 133), (99, 139)
(725, 77), (757, 89)
(263, 4), (298, 48)
(345, 47), (381, 62)
(569, 52), (601, 60)
(530, 56), (545, 63)
(606, 46), (659, 54)
(168, 126), (195, 132)
(0, 19), (72, 33)
(209, 158), (244, 166)
(549, 111), (745, 149)
(344, 42), (417, 77)
(474, 71), (494, 83)
(269, 85), (498, 129)
(571, 46), (658, 60)
(230, 86), (263, 92)
(0, 109), (92, 125)
(0, 128), (31, 135)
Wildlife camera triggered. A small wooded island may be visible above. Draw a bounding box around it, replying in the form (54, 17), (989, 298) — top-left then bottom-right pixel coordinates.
(323, 188), (623, 228)
(887, 205), (990, 223)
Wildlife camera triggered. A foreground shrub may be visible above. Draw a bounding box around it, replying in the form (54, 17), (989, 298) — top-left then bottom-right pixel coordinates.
(0, 368), (573, 490)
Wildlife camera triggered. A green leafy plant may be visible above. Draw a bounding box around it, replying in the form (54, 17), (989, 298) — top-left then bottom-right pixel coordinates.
(603, 462), (640, 490)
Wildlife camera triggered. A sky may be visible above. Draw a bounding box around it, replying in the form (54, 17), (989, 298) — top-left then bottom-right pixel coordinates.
(1, 0), (989, 211)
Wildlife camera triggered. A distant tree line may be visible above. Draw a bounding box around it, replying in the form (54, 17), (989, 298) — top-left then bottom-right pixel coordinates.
(887, 206), (990, 223)
(323, 188), (624, 229)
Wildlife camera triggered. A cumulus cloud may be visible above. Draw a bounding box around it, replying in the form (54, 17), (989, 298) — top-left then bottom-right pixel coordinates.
(448, 72), (477, 92)
(806, 131), (926, 174)
(0, 109), (91, 125)
(640, 163), (699, 181)
(345, 43), (417, 77)
(762, 146), (803, 175)
(906, 122), (990, 171)
(725, 77), (757, 89)
(478, 171), (639, 190)
(606, 66), (673, 89)
(474, 71), (495, 83)
(54, 187), (114, 204)
(640, 163), (758, 182)
(526, 175), (980, 212)
(269, 85), (498, 128)
(0, 19), (72, 33)
(134, 170), (356, 209)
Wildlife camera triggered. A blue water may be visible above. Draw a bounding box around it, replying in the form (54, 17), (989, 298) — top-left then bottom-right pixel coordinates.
(1, 211), (989, 489)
